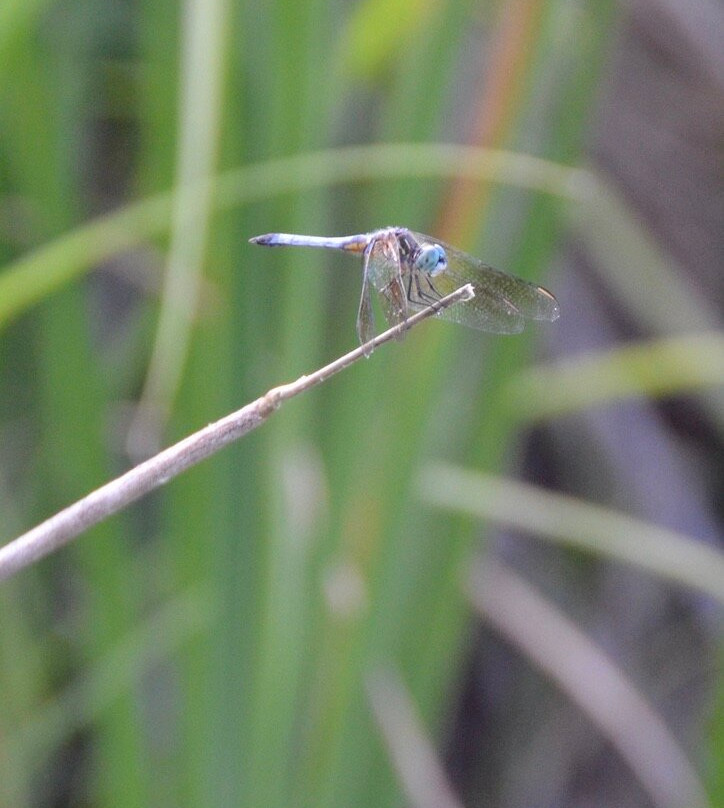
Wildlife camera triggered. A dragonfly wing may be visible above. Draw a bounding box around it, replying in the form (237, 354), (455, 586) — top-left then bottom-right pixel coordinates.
(357, 244), (376, 350)
(413, 265), (525, 333)
(366, 234), (408, 337)
(407, 232), (559, 333)
(443, 243), (559, 322)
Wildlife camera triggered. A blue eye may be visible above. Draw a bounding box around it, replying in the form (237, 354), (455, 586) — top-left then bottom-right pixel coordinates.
(415, 244), (447, 276)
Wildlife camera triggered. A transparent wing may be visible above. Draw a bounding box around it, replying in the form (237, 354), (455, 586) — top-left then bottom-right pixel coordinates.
(356, 243), (376, 348)
(407, 231), (560, 334)
(407, 261), (525, 333)
(366, 233), (408, 336)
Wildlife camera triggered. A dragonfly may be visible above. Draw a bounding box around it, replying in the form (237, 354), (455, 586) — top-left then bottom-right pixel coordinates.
(249, 227), (560, 351)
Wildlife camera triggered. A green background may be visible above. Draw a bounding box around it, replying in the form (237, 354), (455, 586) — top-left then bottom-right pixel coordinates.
(1, 1), (722, 806)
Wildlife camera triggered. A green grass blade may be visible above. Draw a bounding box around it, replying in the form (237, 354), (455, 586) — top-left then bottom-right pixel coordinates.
(419, 463), (724, 603)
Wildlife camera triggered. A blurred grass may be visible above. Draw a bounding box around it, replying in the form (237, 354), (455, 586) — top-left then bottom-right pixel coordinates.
(0, 1), (721, 808)
(0, 144), (583, 330)
(419, 463), (724, 604)
(507, 331), (724, 423)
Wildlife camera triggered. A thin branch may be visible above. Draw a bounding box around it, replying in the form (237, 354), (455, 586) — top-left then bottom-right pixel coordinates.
(0, 285), (474, 582)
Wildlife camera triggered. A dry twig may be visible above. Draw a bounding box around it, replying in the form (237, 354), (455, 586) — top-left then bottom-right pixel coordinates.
(0, 284), (474, 582)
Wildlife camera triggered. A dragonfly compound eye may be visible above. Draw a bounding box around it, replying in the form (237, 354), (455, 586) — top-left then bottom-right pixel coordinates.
(415, 244), (447, 276)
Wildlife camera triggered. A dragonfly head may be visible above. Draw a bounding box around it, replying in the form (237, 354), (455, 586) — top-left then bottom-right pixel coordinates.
(414, 243), (447, 277)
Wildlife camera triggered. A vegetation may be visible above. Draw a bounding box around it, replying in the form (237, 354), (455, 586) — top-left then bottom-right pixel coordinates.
(1, 1), (721, 806)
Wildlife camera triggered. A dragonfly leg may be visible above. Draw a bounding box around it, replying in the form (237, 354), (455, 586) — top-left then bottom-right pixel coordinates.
(407, 270), (444, 306)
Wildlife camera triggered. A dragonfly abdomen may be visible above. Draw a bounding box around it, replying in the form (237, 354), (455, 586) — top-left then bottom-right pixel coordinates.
(248, 233), (369, 253)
